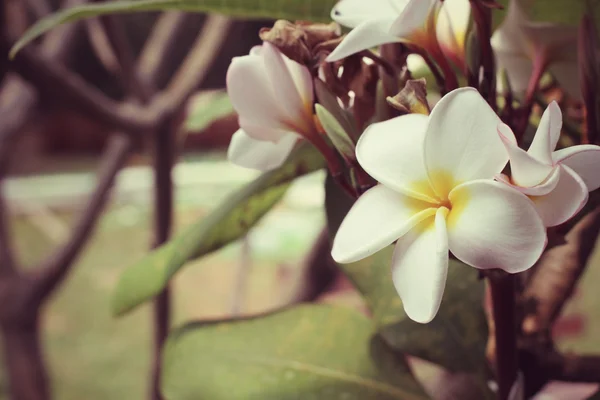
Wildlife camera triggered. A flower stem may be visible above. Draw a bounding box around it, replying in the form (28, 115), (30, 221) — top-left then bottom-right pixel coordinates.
(489, 271), (518, 400)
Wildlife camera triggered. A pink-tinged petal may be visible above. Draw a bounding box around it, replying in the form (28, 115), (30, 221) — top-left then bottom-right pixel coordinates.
(447, 180), (546, 273)
(528, 101), (562, 164)
(238, 117), (291, 142)
(554, 145), (600, 191)
(226, 55), (286, 130)
(531, 165), (588, 227)
(532, 381), (599, 400)
(389, 0), (434, 38)
(436, 0), (471, 68)
(227, 130), (298, 171)
(262, 43), (310, 127)
(281, 54), (314, 109)
(356, 113), (439, 202)
(331, 0), (403, 28)
(496, 166), (560, 197)
(326, 17), (399, 62)
(424, 88), (508, 197)
(495, 51), (534, 95)
(392, 206), (449, 323)
(498, 123), (555, 187)
(332, 185), (437, 263)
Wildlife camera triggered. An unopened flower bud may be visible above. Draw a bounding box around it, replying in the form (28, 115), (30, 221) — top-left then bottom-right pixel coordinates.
(315, 104), (356, 164)
(387, 78), (430, 115)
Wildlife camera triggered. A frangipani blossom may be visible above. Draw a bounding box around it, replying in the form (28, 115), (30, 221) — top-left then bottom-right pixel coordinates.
(491, 0), (580, 99)
(332, 88), (546, 323)
(327, 0), (438, 62)
(497, 101), (600, 227)
(226, 43), (315, 171)
(436, 0), (471, 70)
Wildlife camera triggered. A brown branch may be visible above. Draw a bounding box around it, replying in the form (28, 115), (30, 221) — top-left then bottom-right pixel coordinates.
(151, 15), (232, 116)
(31, 134), (133, 301)
(524, 350), (600, 384)
(522, 207), (600, 336)
(150, 118), (175, 400)
(137, 12), (190, 85)
(98, 15), (152, 102)
(85, 18), (120, 74)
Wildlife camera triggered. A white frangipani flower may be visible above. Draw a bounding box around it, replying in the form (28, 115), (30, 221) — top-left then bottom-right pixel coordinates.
(436, 0), (471, 70)
(497, 101), (600, 227)
(491, 0), (579, 99)
(327, 0), (438, 62)
(226, 43), (315, 171)
(332, 88), (546, 323)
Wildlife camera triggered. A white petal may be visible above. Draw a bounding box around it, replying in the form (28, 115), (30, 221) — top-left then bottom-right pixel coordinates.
(262, 42), (312, 128)
(389, 0), (434, 38)
(447, 180), (546, 273)
(226, 54), (286, 130)
(356, 113), (439, 202)
(495, 51), (534, 95)
(554, 145), (600, 191)
(238, 117), (291, 142)
(531, 165), (588, 227)
(527, 101), (562, 164)
(331, 0), (404, 28)
(436, 0), (471, 63)
(532, 381), (599, 400)
(227, 130), (298, 171)
(498, 123), (555, 187)
(495, 166), (560, 197)
(326, 18), (399, 62)
(392, 207), (449, 323)
(424, 88), (509, 197)
(332, 185), (437, 263)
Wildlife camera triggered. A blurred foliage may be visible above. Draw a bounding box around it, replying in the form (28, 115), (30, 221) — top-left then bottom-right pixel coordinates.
(185, 91), (233, 132)
(493, 0), (600, 28)
(111, 144), (324, 316)
(161, 304), (429, 400)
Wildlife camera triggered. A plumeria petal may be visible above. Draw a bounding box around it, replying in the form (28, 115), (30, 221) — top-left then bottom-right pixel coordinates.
(498, 123), (555, 187)
(553, 145), (600, 191)
(237, 118), (291, 142)
(226, 54), (286, 131)
(436, 0), (471, 69)
(356, 113), (439, 202)
(531, 165), (588, 227)
(389, 0), (435, 38)
(424, 88), (510, 197)
(391, 207), (449, 323)
(227, 130), (298, 171)
(330, 0), (402, 28)
(528, 101), (562, 164)
(332, 185), (437, 263)
(447, 180), (546, 273)
(262, 42), (311, 127)
(326, 17), (398, 62)
(495, 52), (534, 94)
(532, 381), (600, 400)
(496, 166), (560, 197)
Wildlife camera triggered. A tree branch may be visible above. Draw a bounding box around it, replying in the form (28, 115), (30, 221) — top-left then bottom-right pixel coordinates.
(522, 207), (600, 336)
(31, 134), (132, 301)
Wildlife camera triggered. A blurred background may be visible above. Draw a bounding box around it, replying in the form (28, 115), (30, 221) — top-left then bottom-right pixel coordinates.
(0, 1), (598, 399)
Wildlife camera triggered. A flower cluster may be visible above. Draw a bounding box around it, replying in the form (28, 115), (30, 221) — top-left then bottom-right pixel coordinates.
(225, 0), (600, 323)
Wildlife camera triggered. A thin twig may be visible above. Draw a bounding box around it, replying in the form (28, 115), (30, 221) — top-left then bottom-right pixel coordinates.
(489, 272), (518, 400)
(137, 12), (190, 85)
(152, 15), (232, 115)
(85, 18), (120, 74)
(31, 134), (133, 301)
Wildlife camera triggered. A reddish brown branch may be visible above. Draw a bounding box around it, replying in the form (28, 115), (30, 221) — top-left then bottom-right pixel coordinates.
(31, 134), (133, 301)
(522, 207), (600, 336)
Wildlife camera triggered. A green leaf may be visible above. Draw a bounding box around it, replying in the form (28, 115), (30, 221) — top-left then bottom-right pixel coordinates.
(184, 91), (233, 132)
(315, 104), (356, 162)
(111, 144), (324, 317)
(324, 175), (492, 384)
(161, 304), (430, 400)
(10, 0), (337, 58)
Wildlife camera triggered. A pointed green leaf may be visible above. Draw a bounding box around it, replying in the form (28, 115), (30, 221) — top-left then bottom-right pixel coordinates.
(111, 144), (324, 317)
(162, 304), (430, 400)
(10, 0), (338, 58)
(324, 175), (492, 384)
(315, 104), (356, 162)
